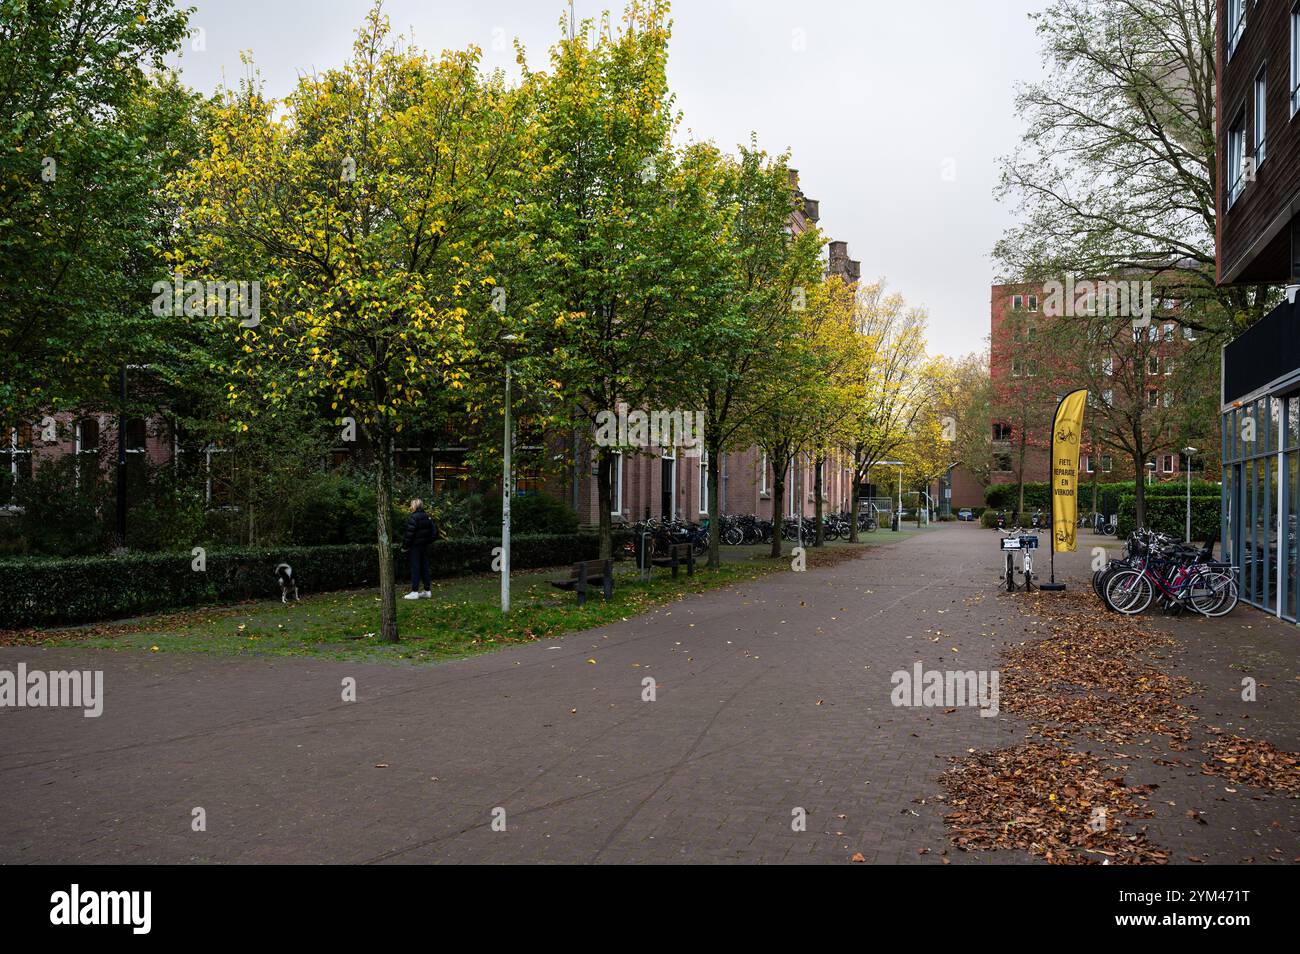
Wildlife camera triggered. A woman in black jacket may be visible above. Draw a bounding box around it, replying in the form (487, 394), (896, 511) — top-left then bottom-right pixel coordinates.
(402, 499), (436, 599)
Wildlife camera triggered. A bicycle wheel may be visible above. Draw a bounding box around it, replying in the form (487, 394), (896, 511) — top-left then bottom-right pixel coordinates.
(1187, 568), (1238, 617)
(1005, 554), (1016, 592)
(723, 526), (743, 546)
(1105, 569), (1153, 615)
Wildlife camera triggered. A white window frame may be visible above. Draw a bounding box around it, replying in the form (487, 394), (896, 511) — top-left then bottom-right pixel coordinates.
(698, 452), (709, 515)
(1102, 356), (1113, 376)
(1254, 66), (1268, 166)
(759, 452), (769, 496)
(1227, 110), (1246, 206)
(1163, 454), (1175, 474)
(612, 451), (624, 516)
(1101, 455), (1113, 473)
(2, 426), (32, 510)
(1011, 294), (1023, 310)
(1228, 0), (1246, 58)
(75, 417), (100, 490)
(1027, 294), (1038, 312)
(1083, 454), (1094, 474)
(1292, 2), (1300, 117)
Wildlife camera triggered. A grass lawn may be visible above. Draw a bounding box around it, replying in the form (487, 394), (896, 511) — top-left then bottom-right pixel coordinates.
(6, 532), (933, 664)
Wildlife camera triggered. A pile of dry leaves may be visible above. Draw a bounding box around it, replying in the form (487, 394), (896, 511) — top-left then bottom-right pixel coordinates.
(1200, 732), (1300, 795)
(997, 595), (1199, 747)
(940, 740), (1167, 864)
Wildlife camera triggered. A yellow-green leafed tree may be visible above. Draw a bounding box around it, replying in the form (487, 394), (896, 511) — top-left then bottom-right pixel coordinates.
(845, 281), (930, 540)
(172, 6), (532, 641)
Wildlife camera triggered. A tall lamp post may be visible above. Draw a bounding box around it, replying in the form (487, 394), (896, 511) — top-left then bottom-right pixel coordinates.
(500, 335), (519, 613)
(1182, 446), (1198, 542)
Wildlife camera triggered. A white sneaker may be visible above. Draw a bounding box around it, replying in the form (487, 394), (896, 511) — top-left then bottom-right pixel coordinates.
(420, 591), (432, 599)
(402, 591), (421, 600)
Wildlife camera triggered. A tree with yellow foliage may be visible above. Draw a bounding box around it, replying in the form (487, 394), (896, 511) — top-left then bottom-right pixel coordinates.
(172, 6), (532, 641)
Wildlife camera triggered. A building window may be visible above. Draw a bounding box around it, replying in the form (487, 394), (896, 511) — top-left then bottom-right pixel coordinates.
(1102, 357), (1113, 376)
(1148, 356), (1160, 375)
(612, 452), (623, 515)
(759, 452), (769, 495)
(1227, 0), (1245, 57)
(1148, 389), (1160, 408)
(993, 453), (1012, 473)
(1182, 324), (1197, 341)
(1083, 454), (1094, 474)
(1292, 2), (1300, 116)
(205, 445), (234, 508)
(1162, 322), (1175, 341)
(1164, 357), (1174, 376)
(1227, 110), (1246, 205)
(431, 454), (470, 495)
(1254, 66), (1268, 166)
(1102, 389), (1113, 405)
(698, 453), (709, 515)
(1162, 454), (1175, 474)
(992, 422), (1012, 441)
(1027, 294), (1038, 312)
(1011, 294), (1023, 310)
(1, 424), (33, 507)
(1101, 455), (1113, 473)
(76, 418), (100, 489)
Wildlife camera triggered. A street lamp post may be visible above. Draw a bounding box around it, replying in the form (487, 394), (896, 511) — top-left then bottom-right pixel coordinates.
(500, 335), (519, 613)
(1183, 446), (1198, 542)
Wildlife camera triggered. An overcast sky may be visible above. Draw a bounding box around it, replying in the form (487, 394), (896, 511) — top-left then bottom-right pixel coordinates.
(174, 0), (1049, 359)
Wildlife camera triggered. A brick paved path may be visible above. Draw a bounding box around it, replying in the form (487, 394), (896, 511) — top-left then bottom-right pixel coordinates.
(1, 524), (1296, 864)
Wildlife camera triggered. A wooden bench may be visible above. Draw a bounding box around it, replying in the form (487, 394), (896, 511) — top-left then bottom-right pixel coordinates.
(649, 542), (694, 578)
(550, 558), (614, 605)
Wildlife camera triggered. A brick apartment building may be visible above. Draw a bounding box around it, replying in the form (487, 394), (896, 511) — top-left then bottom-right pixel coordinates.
(942, 281), (1205, 512)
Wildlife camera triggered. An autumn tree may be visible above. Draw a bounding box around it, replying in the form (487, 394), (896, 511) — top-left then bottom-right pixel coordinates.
(994, 0), (1280, 340)
(668, 142), (825, 565)
(173, 7), (531, 640)
(0, 0), (194, 419)
(844, 282), (930, 540)
(522, 1), (719, 559)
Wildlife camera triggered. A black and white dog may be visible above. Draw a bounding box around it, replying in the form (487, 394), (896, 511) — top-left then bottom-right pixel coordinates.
(275, 563), (299, 603)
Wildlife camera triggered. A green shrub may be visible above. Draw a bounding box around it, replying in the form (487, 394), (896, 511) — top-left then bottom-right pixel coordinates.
(12, 456), (108, 555)
(0, 531), (631, 629)
(1115, 494), (1220, 541)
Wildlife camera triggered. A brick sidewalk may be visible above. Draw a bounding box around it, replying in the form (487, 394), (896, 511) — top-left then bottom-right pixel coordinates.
(1, 524), (1295, 863)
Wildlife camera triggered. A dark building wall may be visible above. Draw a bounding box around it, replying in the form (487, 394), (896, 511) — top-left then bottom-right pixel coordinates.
(1217, 0), (1300, 284)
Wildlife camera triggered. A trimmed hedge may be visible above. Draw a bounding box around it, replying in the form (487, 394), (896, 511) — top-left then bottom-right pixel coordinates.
(986, 479), (1221, 522)
(1115, 495), (1221, 542)
(0, 532), (631, 630)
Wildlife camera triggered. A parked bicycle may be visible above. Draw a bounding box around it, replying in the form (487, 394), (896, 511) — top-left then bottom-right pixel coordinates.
(1095, 528), (1236, 617)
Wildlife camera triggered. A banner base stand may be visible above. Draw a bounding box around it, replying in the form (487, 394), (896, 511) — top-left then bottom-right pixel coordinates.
(1039, 582), (1066, 591)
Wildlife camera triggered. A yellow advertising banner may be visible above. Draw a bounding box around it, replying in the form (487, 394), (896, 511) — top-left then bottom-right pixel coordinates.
(1050, 389), (1088, 553)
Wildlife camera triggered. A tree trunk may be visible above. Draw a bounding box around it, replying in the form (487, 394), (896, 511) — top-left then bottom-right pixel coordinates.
(706, 438), (722, 569)
(597, 447), (614, 560)
(1132, 452), (1146, 528)
(813, 454), (825, 546)
(769, 459), (787, 559)
(376, 426), (398, 643)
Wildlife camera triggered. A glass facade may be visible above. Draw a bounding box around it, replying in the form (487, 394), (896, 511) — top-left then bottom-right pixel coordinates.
(1223, 394), (1300, 620)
